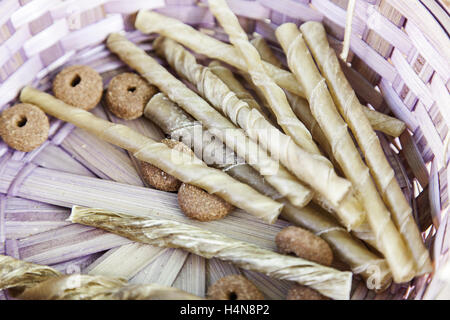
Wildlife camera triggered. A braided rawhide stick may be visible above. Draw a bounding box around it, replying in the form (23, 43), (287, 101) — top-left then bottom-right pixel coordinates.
(0, 255), (201, 300)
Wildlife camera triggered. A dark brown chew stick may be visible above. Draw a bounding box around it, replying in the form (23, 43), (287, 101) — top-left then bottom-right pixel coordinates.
(105, 72), (158, 120)
(275, 226), (333, 266)
(286, 284), (329, 300)
(207, 275), (264, 300)
(52, 65), (103, 110)
(177, 183), (233, 221)
(0, 103), (49, 152)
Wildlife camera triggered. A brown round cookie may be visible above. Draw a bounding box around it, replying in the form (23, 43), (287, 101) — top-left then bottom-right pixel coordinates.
(286, 284), (329, 300)
(275, 226), (333, 266)
(105, 72), (158, 120)
(178, 183), (233, 222)
(0, 103), (49, 152)
(207, 275), (264, 300)
(139, 139), (192, 191)
(52, 65), (103, 110)
(140, 160), (182, 192)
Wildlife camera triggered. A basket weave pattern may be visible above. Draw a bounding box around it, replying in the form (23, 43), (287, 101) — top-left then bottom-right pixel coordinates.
(0, 0), (449, 299)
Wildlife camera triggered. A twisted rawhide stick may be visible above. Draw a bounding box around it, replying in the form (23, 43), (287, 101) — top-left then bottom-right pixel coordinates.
(206, 59), (366, 232)
(20, 87), (282, 223)
(134, 10), (404, 138)
(154, 36), (363, 228)
(144, 93), (392, 289)
(208, 61), (279, 128)
(300, 21), (432, 275)
(70, 206), (353, 300)
(105, 33), (312, 210)
(251, 33), (284, 68)
(0, 255), (201, 300)
(276, 23), (416, 283)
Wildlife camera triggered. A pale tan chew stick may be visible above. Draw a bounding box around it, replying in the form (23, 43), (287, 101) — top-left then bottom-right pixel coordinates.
(208, 57), (374, 244)
(155, 37), (362, 227)
(70, 206), (353, 300)
(135, 10), (304, 97)
(208, 60), (267, 116)
(209, 61), (280, 128)
(144, 93), (392, 289)
(301, 21), (432, 275)
(363, 109), (406, 138)
(276, 23), (416, 283)
(20, 87), (283, 223)
(106, 33), (312, 210)
(0, 255), (201, 300)
(135, 10), (403, 137)
(208, 0), (323, 157)
(0, 254), (60, 292)
(208, 57), (367, 231)
(251, 30), (406, 139)
(17, 275), (201, 300)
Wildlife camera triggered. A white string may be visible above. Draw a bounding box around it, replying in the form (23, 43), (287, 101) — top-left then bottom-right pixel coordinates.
(340, 0), (356, 62)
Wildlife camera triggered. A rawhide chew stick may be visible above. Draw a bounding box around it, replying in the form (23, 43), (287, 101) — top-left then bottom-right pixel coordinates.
(144, 94), (392, 288)
(135, 10), (304, 97)
(251, 33), (283, 68)
(206, 62), (368, 233)
(249, 32), (406, 139)
(17, 275), (202, 300)
(154, 37), (361, 226)
(361, 108), (406, 138)
(0, 255), (201, 300)
(207, 0), (323, 157)
(276, 23), (416, 283)
(0, 254), (60, 292)
(70, 206), (353, 300)
(301, 21), (432, 275)
(20, 87), (282, 223)
(106, 33), (311, 210)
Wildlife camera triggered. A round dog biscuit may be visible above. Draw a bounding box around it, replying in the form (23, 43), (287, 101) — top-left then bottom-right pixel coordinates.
(0, 103), (49, 152)
(275, 226), (333, 266)
(106, 72), (158, 120)
(177, 183), (233, 222)
(286, 284), (328, 300)
(207, 275), (264, 300)
(52, 65), (103, 110)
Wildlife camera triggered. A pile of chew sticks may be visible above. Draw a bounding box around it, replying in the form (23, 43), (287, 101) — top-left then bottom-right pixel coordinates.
(1, 0), (431, 300)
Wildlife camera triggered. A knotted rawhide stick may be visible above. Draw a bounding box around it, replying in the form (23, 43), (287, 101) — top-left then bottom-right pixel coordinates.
(276, 23), (416, 283)
(144, 93), (392, 289)
(0, 255), (201, 300)
(208, 0), (324, 158)
(154, 37), (363, 228)
(300, 22), (432, 275)
(70, 206), (352, 300)
(105, 33), (312, 210)
(20, 87), (283, 223)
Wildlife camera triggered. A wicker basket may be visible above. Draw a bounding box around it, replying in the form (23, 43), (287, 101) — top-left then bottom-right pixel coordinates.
(0, 0), (448, 300)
